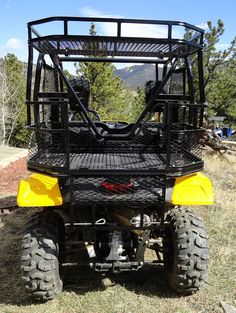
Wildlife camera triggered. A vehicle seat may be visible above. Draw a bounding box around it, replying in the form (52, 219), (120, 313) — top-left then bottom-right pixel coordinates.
(69, 76), (90, 111)
(145, 80), (165, 109)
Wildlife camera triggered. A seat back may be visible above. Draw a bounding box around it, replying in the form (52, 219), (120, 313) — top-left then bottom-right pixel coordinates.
(69, 77), (90, 111)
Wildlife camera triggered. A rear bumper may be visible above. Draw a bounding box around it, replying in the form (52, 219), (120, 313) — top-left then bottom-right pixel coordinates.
(17, 171), (213, 208)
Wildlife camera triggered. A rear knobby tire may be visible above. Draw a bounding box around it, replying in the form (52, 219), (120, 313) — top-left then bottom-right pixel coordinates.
(21, 210), (64, 301)
(163, 207), (209, 295)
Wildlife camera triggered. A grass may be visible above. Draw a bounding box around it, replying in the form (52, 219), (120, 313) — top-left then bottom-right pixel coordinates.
(0, 153), (235, 313)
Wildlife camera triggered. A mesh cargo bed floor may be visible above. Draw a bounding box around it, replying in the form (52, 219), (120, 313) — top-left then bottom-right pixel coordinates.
(30, 152), (166, 170)
(30, 151), (201, 171)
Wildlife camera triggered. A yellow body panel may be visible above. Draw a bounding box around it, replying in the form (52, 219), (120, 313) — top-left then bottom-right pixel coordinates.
(171, 172), (214, 205)
(17, 173), (63, 207)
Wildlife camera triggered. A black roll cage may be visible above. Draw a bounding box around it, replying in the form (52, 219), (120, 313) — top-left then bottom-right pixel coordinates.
(26, 16), (206, 140)
(25, 16), (207, 180)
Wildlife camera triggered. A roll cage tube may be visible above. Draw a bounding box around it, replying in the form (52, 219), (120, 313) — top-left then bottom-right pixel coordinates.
(26, 16), (206, 139)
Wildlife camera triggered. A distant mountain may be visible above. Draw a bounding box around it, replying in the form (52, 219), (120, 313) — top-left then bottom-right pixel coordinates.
(0, 57), (155, 91)
(115, 64), (156, 90)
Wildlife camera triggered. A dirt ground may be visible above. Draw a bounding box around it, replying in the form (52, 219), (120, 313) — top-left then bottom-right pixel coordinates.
(0, 157), (27, 195)
(0, 153), (235, 313)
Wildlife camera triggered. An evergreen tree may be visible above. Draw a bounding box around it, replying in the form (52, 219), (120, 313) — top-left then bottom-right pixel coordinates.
(186, 20), (236, 121)
(5, 54), (27, 146)
(207, 61), (236, 122)
(203, 21), (236, 121)
(74, 23), (143, 122)
(0, 53), (27, 146)
(130, 87), (145, 121)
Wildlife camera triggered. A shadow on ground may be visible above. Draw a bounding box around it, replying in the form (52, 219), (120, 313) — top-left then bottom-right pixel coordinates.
(0, 209), (176, 307)
(62, 263), (174, 298)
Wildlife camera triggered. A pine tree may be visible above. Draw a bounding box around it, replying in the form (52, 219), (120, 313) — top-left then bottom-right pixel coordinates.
(0, 53), (27, 146)
(75, 23), (140, 122)
(186, 20), (236, 121)
(129, 87), (145, 121)
(207, 61), (236, 122)
(203, 21), (236, 122)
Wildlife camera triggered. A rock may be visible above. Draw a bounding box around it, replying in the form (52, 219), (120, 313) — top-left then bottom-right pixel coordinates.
(220, 301), (236, 313)
(101, 277), (115, 288)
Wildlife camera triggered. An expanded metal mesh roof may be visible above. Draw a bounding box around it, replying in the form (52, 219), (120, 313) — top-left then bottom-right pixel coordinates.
(31, 36), (200, 58)
(28, 17), (204, 59)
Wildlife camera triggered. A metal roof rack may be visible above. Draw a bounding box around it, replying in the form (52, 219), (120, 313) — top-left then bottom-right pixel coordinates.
(28, 16), (204, 60)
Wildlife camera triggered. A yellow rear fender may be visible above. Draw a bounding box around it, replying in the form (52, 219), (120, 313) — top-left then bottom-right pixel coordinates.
(166, 172), (214, 206)
(17, 173), (63, 207)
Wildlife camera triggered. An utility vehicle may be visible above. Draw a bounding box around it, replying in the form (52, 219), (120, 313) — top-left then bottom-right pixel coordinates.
(17, 16), (214, 301)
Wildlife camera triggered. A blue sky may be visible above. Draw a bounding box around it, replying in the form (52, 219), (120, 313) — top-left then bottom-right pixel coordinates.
(0, 0), (235, 67)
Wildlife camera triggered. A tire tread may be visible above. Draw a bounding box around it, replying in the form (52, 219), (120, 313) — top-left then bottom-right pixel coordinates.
(21, 211), (63, 301)
(164, 208), (209, 295)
